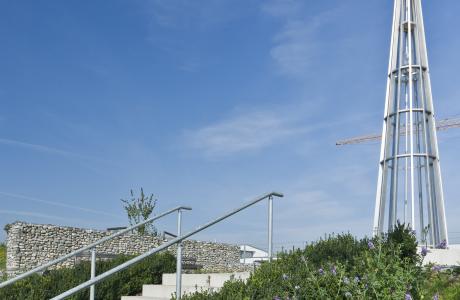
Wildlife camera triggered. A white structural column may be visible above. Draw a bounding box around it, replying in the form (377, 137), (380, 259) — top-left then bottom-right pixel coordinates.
(373, 0), (448, 247)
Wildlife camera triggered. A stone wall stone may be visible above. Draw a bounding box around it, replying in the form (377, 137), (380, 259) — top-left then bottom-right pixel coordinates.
(5, 222), (249, 277)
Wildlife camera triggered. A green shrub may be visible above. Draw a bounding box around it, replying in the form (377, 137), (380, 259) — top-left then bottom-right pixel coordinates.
(441, 282), (460, 300)
(302, 233), (368, 271)
(183, 226), (460, 300)
(183, 233), (425, 299)
(419, 266), (460, 299)
(0, 252), (175, 300)
(387, 221), (418, 264)
(0, 243), (6, 270)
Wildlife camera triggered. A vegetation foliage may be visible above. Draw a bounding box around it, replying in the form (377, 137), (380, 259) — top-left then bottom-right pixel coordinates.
(0, 243), (6, 270)
(121, 188), (157, 235)
(1, 224), (459, 299)
(0, 252), (175, 300)
(182, 225), (460, 300)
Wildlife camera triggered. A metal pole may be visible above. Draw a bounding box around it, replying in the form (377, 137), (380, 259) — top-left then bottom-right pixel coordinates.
(50, 192), (283, 300)
(90, 248), (96, 300)
(0, 206), (191, 289)
(176, 209), (183, 300)
(268, 195), (273, 262)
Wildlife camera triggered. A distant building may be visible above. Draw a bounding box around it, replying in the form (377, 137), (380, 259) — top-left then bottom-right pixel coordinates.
(240, 245), (268, 264)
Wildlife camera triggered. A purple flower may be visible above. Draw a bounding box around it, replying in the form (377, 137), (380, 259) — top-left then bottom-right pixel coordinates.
(433, 293), (439, 300)
(273, 297), (281, 300)
(368, 241), (375, 250)
(331, 266), (337, 276)
(436, 240), (447, 249)
(318, 268), (324, 275)
(354, 276), (360, 283)
(421, 246), (428, 257)
(431, 265), (442, 272)
(405, 293), (413, 300)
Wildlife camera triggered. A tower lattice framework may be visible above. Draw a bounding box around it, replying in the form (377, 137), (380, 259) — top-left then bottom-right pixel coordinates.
(373, 0), (448, 246)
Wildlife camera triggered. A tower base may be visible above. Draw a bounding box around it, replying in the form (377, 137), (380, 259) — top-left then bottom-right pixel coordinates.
(421, 245), (460, 266)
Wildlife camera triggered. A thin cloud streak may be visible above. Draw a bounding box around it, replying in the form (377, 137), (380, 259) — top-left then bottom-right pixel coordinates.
(0, 138), (118, 168)
(142, 0), (242, 29)
(262, 0), (338, 77)
(0, 192), (124, 220)
(185, 110), (312, 157)
(261, 0), (304, 18)
(185, 105), (378, 158)
(270, 19), (318, 76)
(0, 138), (83, 157)
(0, 209), (108, 227)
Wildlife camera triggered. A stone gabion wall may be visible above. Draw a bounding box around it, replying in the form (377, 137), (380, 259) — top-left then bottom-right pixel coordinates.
(5, 222), (247, 277)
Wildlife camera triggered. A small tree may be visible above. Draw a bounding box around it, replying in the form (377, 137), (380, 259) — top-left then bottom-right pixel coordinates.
(121, 188), (157, 235)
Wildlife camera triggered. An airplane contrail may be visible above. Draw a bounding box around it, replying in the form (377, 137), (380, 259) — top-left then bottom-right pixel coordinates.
(0, 192), (124, 220)
(0, 209), (111, 227)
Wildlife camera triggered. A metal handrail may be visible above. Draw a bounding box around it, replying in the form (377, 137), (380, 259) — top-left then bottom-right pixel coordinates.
(50, 191), (283, 300)
(0, 205), (192, 289)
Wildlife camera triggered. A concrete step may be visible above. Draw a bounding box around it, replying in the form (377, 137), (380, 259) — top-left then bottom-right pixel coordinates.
(162, 273), (211, 287)
(142, 284), (218, 298)
(209, 272), (250, 287)
(121, 272), (251, 299)
(161, 272), (250, 288)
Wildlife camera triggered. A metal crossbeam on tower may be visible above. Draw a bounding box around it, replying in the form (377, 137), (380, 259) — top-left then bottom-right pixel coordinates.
(340, 0), (449, 247)
(336, 117), (460, 146)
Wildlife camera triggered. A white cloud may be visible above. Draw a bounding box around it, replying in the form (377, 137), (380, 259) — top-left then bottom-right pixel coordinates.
(270, 19), (317, 76)
(184, 103), (376, 158)
(262, 0), (337, 77)
(0, 192), (124, 220)
(261, 0), (304, 18)
(0, 138), (81, 157)
(0, 138), (117, 171)
(141, 0), (241, 29)
(0, 209), (107, 227)
(185, 110), (312, 157)
(282, 190), (355, 219)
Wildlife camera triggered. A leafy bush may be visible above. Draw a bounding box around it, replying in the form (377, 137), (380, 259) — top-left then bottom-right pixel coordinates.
(387, 221), (418, 264)
(302, 233), (368, 271)
(0, 252), (175, 300)
(419, 266), (460, 299)
(0, 243), (6, 270)
(121, 188), (158, 235)
(183, 228), (454, 300)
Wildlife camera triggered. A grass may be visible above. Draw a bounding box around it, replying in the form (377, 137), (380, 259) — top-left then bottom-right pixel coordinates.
(0, 243), (6, 270)
(422, 267), (460, 299)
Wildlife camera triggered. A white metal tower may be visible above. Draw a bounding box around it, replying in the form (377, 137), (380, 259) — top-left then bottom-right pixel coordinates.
(373, 0), (448, 246)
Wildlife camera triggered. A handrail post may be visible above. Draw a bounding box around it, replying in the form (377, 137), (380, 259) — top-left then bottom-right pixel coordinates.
(268, 195), (273, 262)
(0, 206), (191, 289)
(49, 192), (283, 300)
(90, 248), (96, 300)
(176, 209), (183, 300)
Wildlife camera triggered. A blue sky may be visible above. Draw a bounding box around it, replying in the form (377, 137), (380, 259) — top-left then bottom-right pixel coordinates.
(1, 0), (460, 249)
